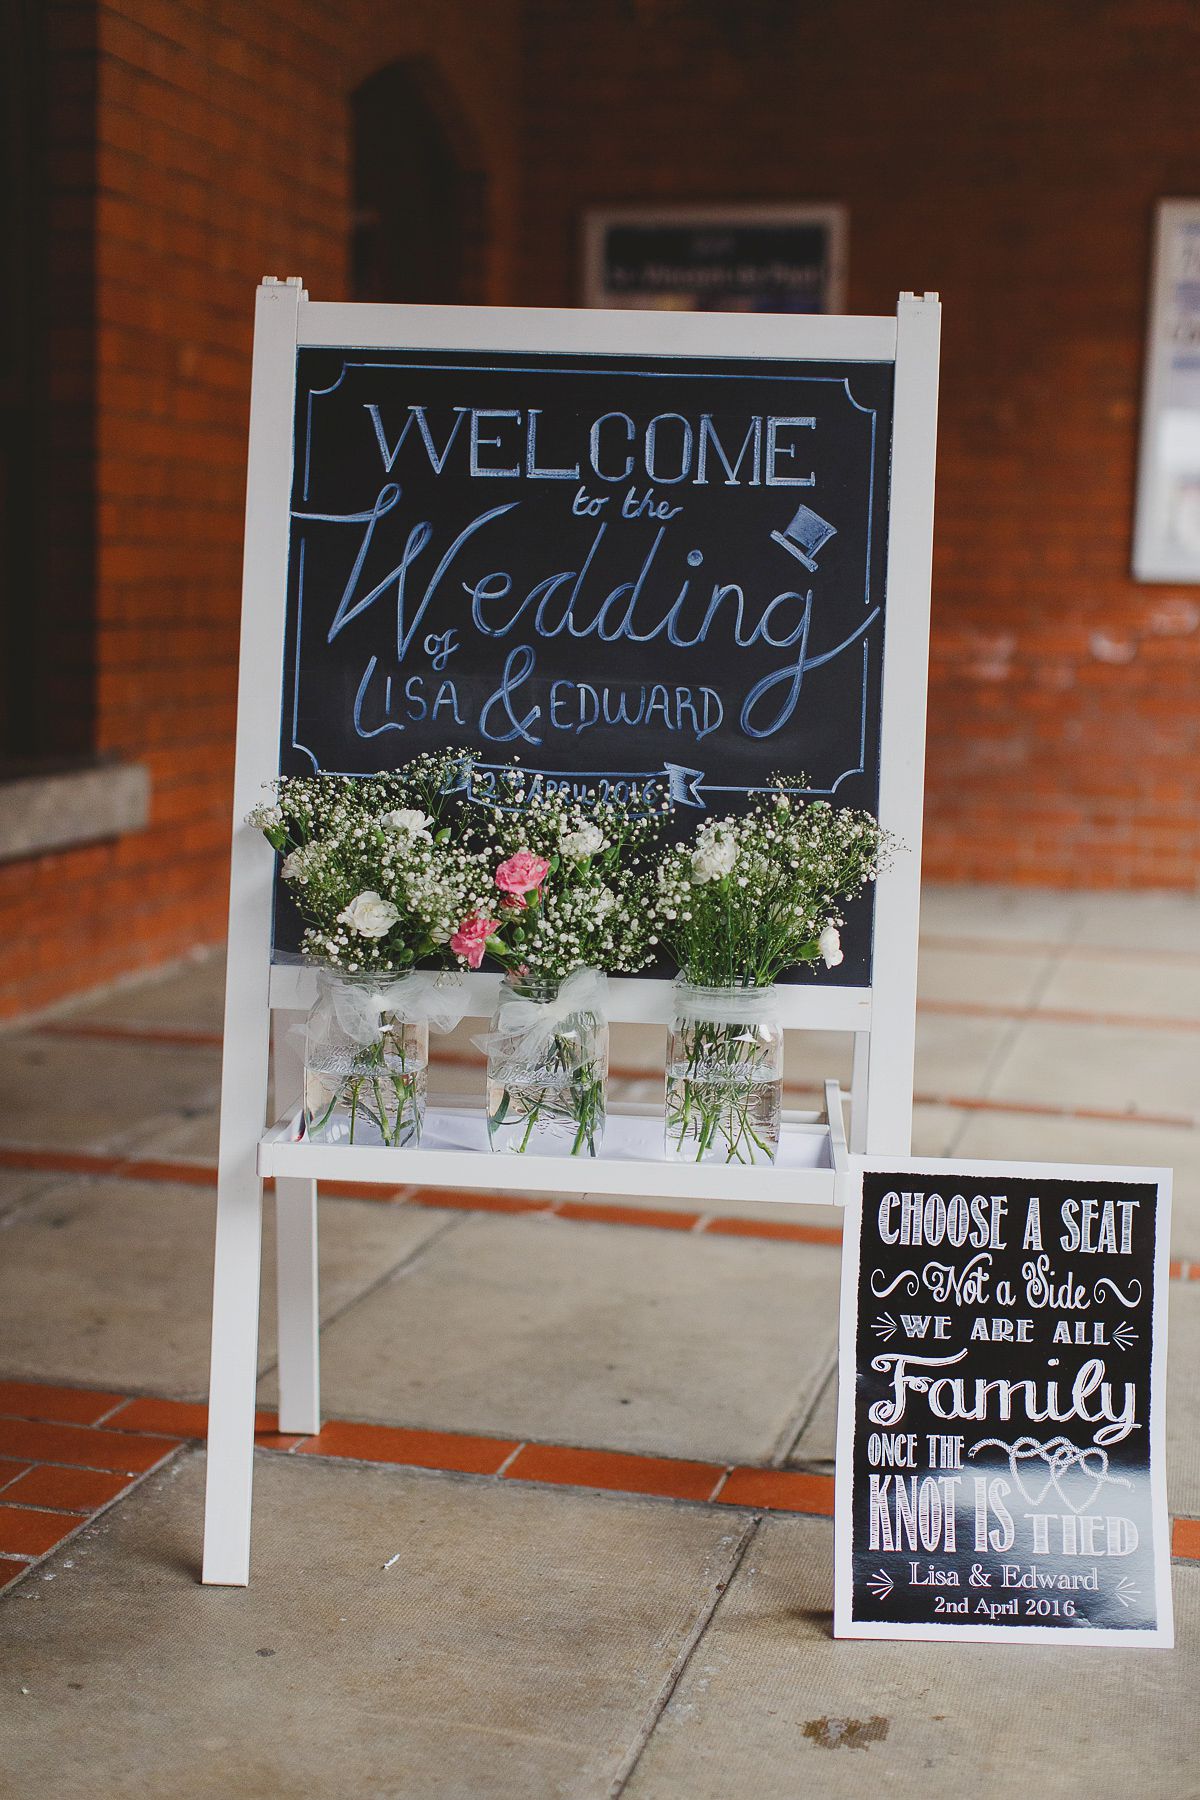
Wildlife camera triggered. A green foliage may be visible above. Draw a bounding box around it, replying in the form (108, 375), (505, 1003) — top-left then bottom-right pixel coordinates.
(467, 766), (672, 980)
(650, 779), (890, 988)
(246, 755), (490, 973)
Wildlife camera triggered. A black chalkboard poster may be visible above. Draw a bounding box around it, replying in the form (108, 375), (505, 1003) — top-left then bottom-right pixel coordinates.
(276, 347), (893, 982)
(834, 1159), (1173, 1646)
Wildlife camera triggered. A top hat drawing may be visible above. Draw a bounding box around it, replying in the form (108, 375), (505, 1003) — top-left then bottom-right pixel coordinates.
(771, 503), (837, 571)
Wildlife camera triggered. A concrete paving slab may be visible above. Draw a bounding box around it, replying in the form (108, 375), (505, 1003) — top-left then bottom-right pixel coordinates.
(0, 1447), (754, 1800)
(948, 1110), (1200, 1258)
(1072, 891), (1200, 955)
(910, 1101), (971, 1158)
(606, 1075), (667, 1110)
(0, 1180), (452, 1400)
(784, 1357), (837, 1474)
(914, 1010), (1017, 1098)
(610, 1022), (666, 1072)
(987, 1018), (1197, 1118)
(1165, 1280), (1200, 1520)
(0, 1167), (71, 1222)
(623, 1513), (1200, 1800)
(1, 1032), (222, 1156)
(548, 1184), (849, 1234)
(1037, 955), (1200, 1021)
(919, 884), (1086, 942)
(918, 945), (1051, 1007)
(55, 948), (227, 1033)
(129, 1110), (221, 1163)
(778, 1030), (851, 1094)
(281, 1212), (842, 1466)
(0, 1177), (227, 1398)
(426, 1059), (486, 1100)
(429, 1018), (489, 1084)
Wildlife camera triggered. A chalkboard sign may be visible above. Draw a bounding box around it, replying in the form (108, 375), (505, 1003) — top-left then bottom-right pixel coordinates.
(277, 346), (893, 982)
(834, 1158), (1173, 1646)
(201, 291), (940, 1587)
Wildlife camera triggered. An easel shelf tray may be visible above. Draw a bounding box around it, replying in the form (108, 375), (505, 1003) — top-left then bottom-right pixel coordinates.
(258, 1101), (846, 1205)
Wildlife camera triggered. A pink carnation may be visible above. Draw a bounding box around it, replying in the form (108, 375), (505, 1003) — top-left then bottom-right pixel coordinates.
(494, 851), (550, 899)
(450, 914), (500, 969)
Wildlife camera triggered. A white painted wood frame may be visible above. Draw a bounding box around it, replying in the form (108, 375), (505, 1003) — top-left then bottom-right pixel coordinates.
(201, 283), (940, 1585)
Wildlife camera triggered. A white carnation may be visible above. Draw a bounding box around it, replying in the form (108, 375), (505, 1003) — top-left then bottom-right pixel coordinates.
(560, 822), (606, 861)
(337, 890), (401, 939)
(381, 809), (433, 840)
(282, 844), (322, 881)
(691, 831), (738, 884)
(819, 925), (843, 968)
(247, 803), (282, 829)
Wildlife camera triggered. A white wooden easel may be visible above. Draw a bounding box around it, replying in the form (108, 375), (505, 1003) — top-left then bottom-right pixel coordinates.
(201, 283), (940, 1585)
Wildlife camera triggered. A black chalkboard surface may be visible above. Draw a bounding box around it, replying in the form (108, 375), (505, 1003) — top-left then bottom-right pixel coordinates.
(276, 347), (893, 982)
(835, 1162), (1173, 1645)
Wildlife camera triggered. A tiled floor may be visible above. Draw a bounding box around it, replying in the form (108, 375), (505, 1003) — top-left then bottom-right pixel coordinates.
(1, 887), (1199, 1797)
(0, 1379), (831, 1589)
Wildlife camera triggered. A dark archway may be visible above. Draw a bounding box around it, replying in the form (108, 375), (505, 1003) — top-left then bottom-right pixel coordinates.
(351, 58), (488, 306)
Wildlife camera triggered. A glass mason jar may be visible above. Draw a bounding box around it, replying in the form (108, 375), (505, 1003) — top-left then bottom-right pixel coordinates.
(485, 971), (609, 1156)
(302, 969), (429, 1148)
(665, 983), (783, 1165)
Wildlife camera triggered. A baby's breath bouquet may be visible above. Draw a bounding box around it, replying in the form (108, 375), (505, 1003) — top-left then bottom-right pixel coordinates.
(651, 782), (888, 1165)
(466, 769), (670, 1157)
(247, 753), (491, 1148)
(248, 752), (490, 975)
(652, 785), (886, 989)
(467, 768), (669, 982)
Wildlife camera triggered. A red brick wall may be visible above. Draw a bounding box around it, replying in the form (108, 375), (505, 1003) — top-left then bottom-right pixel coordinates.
(2, 1), (1197, 1021)
(515, 0), (1200, 887)
(0, 1), (348, 1019)
(0, 0), (519, 1020)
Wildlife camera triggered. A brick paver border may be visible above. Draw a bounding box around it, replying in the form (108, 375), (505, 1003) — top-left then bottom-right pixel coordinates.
(3, 1143), (1199, 1279)
(1, 1381), (1197, 1593)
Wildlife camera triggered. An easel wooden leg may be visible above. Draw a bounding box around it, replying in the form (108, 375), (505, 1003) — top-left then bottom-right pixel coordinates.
(201, 1169), (264, 1587)
(275, 1177), (320, 1436)
(849, 1031), (870, 1153)
(825, 1077), (852, 1207)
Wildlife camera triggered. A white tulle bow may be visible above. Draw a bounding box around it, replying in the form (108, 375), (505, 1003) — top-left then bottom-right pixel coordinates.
(473, 967), (608, 1061)
(314, 967), (470, 1045)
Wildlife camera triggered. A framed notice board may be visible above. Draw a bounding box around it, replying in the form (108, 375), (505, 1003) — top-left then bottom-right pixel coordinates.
(835, 1158), (1174, 1647)
(1134, 199), (1200, 582)
(581, 203), (847, 315)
